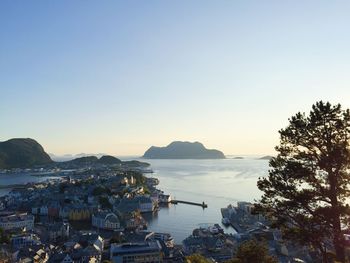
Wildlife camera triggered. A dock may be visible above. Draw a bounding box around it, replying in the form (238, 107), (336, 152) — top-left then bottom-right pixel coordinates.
(170, 200), (208, 208)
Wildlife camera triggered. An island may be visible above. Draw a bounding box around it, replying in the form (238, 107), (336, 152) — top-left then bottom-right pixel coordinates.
(259, 155), (274, 160)
(143, 141), (225, 159)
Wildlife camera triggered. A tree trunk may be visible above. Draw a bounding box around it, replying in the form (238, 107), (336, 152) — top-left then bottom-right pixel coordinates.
(333, 222), (345, 262)
(329, 172), (345, 262)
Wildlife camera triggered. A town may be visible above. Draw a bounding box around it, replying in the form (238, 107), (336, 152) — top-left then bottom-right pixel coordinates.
(0, 160), (311, 263)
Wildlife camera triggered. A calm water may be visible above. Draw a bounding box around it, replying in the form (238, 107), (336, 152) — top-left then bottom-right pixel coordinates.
(143, 157), (269, 243)
(0, 157), (270, 244)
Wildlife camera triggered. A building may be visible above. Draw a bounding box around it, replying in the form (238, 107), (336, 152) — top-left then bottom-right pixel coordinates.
(92, 211), (120, 230)
(135, 196), (155, 213)
(0, 200), (5, 211)
(110, 241), (163, 263)
(39, 205), (49, 216)
(158, 194), (171, 204)
(237, 201), (253, 214)
(48, 201), (61, 218)
(0, 213), (34, 231)
(48, 222), (70, 241)
(59, 206), (70, 219)
(11, 233), (41, 249)
(68, 205), (91, 221)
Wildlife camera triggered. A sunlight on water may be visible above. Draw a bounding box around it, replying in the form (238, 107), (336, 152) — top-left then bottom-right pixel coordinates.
(143, 157), (269, 243)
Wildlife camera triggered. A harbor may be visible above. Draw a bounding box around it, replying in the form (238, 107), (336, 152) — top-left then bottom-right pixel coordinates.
(170, 199), (208, 208)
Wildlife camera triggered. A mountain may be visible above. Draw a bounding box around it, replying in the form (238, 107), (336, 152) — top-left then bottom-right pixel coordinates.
(143, 141), (225, 159)
(0, 138), (53, 169)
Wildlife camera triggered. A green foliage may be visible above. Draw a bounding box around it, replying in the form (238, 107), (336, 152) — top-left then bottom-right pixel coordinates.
(185, 254), (212, 263)
(225, 240), (277, 263)
(143, 185), (151, 195)
(110, 233), (126, 244)
(257, 101), (350, 262)
(99, 196), (112, 209)
(0, 227), (10, 244)
(59, 183), (67, 193)
(93, 186), (111, 196)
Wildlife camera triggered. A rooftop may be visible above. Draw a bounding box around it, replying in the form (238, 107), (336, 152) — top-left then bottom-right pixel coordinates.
(111, 241), (162, 255)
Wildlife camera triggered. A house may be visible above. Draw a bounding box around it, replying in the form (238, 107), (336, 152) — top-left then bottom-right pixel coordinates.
(76, 232), (104, 252)
(123, 212), (147, 230)
(237, 201), (253, 214)
(114, 199), (140, 215)
(152, 232), (175, 248)
(47, 253), (73, 263)
(68, 205), (91, 221)
(88, 195), (97, 205)
(48, 201), (61, 218)
(48, 222), (70, 241)
(74, 245), (102, 262)
(12, 245), (49, 263)
(135, 196), (155, 213)
(110, 241), (163, 263)
(40, 205), (49, 216)
(33, 248), (49, 263)
(92, 211), (120, 230)
(182, 236), (203, 254)
(0, 200), (5, 211)
(59, 206), (70, 219)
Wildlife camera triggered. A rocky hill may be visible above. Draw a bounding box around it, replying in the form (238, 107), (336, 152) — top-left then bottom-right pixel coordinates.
(0, 138), (53, 169)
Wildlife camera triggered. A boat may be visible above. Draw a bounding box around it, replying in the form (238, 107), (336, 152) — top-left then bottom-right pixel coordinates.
(221, 217), (230, 226)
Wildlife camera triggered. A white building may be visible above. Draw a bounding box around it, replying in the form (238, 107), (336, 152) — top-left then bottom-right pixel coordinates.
(0, 213), (34, 231)
(158, 194), (171, 203)
(0, 200), (5, 211)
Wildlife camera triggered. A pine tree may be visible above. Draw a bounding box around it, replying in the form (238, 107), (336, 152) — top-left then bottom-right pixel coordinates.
(257, 101), (350, 262)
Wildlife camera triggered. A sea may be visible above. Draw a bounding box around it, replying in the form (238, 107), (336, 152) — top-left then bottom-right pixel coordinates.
(0, 156), (269, 244)
(142, 157), (269, 243)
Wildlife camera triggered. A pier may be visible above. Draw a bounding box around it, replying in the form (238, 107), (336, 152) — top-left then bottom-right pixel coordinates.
(170, 200), (208, 208)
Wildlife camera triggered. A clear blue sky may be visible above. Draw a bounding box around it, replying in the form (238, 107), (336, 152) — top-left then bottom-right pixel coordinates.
(1, 1), (350, 155)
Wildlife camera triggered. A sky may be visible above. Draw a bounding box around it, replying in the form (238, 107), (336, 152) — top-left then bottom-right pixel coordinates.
(1, 1), (350, 156)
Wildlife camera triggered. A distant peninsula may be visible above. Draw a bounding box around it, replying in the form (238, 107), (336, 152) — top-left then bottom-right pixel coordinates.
(259, 155), (274, 160)
(143, 141), (225, 159)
